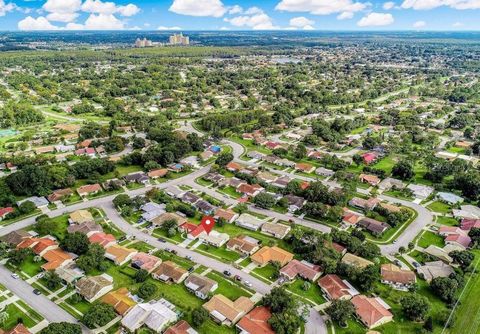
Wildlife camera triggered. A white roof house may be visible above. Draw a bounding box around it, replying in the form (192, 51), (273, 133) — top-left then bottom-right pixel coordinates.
(235, 213), (265, 231)
(453, 205), (480, 219)
(437, 192), (464, 205)
(17, 196), (49, 208)
(121, 299), (178, 333)
(407, 184), (434, 200)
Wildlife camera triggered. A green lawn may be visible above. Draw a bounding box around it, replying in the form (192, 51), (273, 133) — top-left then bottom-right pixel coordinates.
(196, 244), (241, 263)
(218, 186), (242, 199)
(427, 201), (452, 214)
(17, 255), (45, 277)
(418, 231), (445, 248)
(373, 156), (397, 175)
(286, 279), (326, 306)
(1, 304), (38, 330)
(252, 263), (277, 281)
(437, 216), (459, 226)
(206, 272), (251, 300)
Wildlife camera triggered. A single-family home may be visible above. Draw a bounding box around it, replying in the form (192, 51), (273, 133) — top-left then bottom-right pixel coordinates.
(381, 264), (416, 290)
(424, 245), (453, 263)
(67, 221), (102, 237)
(226, 162), (244, 172)
(105, 245), (138, 266)
(152, 261), (189, 284)
(280, 260), (322, 282)
(417, 261), (455, 283)
(1, 230), (30, 246)
(148, 168), (169, 179)
(351, 295), (393, 329)
(342, 210), (362, 225)
(359, 174), (381, 187)
(47, 188), (73, 203)
(131, 252), (162, 273)
(124, 172), (150, 185)
(362, 152), (378, 164)
(342, 253), (374, 269)
(251, 246), (294, 268)
(77, 184), (102, 197)
(407, 184), (434, 200)
(151, 212), (187, 227)
(261, 222), (291, 239)
(214, 208), (238, 224)
(284, 194), (306, 213)
(236, 306), (274, 334)
(315, 167), (335, 177)
(164, 321), (198, 334)
(55, 262), (84, 284)
(358, 217), (389, 235)
(236, 213), (264, 231)
(378, 177), (405, 191)
(295, 162), (315, 174)
(203, 294), (254, 326)
(76, 274), (114, 303)
(69, 210), (94, 224)
(0, 207), (14, 221)
(318, 274), (359, 300)
(237, 184), (264, 197)
(184, 273), (218, 300)
(102, 287), (136, 316)
(226, 236), (260, 255)
(349, 197), (380, 211)
(1, 324), (32, 334)
(437, 192), (464, 205)
(17, 196), (49, 209)
(121, 299), (178, 333)
(42, 249), (74, 271)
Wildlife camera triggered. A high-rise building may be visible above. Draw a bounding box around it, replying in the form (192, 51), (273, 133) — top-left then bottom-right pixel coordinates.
(135, 38), (153, 48)
(169, 33), (189, 46)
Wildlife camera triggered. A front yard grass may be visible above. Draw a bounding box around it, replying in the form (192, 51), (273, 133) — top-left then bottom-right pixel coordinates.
(427, 201), (452, 214)
(207, 272), (251, 300)
(196, 244), (241, 263)
(286, 279), (326, 306)
(418, 231), (445, 248)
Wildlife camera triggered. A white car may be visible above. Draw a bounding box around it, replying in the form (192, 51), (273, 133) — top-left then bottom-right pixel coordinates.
(11, 273), (19, 279)
(243, 280), (253, 287)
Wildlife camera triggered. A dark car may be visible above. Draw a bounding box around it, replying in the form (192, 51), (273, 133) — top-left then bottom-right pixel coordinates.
(234, 275), (242, 281)
(158, 238), (166, 243)
(223, 270), (231, 277)
(33, 289), (41, 295)
(188, 267), (195, 272)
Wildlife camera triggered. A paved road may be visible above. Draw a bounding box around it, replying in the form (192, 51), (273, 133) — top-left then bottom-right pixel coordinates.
(0, 265), (90, 333)
(101, 203), (272, 295)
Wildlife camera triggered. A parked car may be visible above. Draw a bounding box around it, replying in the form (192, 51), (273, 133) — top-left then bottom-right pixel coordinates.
(243, 280), (253, 287)
(188, 267), (195, 273)
(223, 270), (231, 277)
(234, 275), (242, 281)
(33, 289), (41, 295)
(11, 273), (19, 279)
(158, 237), (166, 243)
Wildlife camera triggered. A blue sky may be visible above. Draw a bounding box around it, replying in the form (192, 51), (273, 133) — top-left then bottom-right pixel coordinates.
(0, 0), (479, 31)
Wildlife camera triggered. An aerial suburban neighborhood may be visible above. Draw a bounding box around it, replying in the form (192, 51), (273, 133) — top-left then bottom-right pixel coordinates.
(0, 5), (479, 334)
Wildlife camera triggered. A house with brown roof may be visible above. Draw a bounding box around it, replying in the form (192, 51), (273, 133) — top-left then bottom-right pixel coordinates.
(359, 174), (381, 187)
(351, 295), (393, 329)
(236, 306), (274, 334)
(226, 236), (260, 255)
(184, 273), (218, 300)
(75, 274), (114, 303)
(47, 188), (73, 203)
(381, 264), (416, 291)
(226, 161), (244, 172)
(295, 162), (315, 173)
(251, 246), (294, 267)
(260, 222), (291, 239)
(342, 210), (362, 225)
(105, 245), (138, 266)
(237, 183), (264, 197)
(131, 252), (162, 273)
(152, 261), (189, 284)
(148, 168), (169, 179)
(77, 184), (102, 197)
(1, 230), (30, 246)
(318, 274), (359, 301)
(101, 288), (136, 315)
(342, 253), (374, 269)
(358, 217), (389, 235)
(151, 212), (187, 227)
(164, 321), (198, 334)
(349, 197), (381, 211)
(31, 238), (58, 256)
(280, 259), (322, 282)
(203, 294), (254, 326)
(67, 221), (102, 237)
(214, 208), (238, 224)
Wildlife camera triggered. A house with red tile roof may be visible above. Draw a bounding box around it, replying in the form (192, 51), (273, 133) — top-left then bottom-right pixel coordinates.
(164, 320), (198, 334)
(148, 168), (169, 179)
(280, 259), (322, 281)
(226, 161), (244, 172)
(236, 306), (274, 334)
(32, 238), (58, 256)
(42, 249), (74, 271)
(342, 210), (362, 225)
(237, 183), (264, 197)
(0, 207), (14, 220)
(351, 295), (393, 329)
(381, 264), (416, 291)
(460, 218), (480, 231)
(214, 208), (238, 224)
(295, 162), (315, 173)
(362, 152), (378, 164)
(89, 232), (117, 248)
(445, 234), (471, 249)
(2, 323), (32, 334)
(318, 274), (359, 300)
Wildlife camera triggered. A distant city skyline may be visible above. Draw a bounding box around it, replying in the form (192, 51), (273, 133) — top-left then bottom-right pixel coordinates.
(0, 0), (479, 31)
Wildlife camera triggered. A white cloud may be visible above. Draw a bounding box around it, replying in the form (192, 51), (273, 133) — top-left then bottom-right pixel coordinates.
(275, 0), (369, 15)
(289, 16), (315, 29)
(169, 0), (227, 17)
(83, 13), (125, 29)
(244, 6), (264, 15)
(228, 5), (243, 14)
(225, 8), (278, 30)
(383, 1), (395, 9)
(65, 22), (84, 29)
(413, 20), (426, 28)
(18, 16), (59, 30)
(401, 0), (480, 10)
(337, 11), (354, 19)
(117, 4), (140, 16)
(46, 12), (79, 23)
(0, 0), (16, 17)
(157, 26), (182, 30)
(43, 0), (82, 15)
(357, 12), (394, 26)
(452, 21), (463, 27)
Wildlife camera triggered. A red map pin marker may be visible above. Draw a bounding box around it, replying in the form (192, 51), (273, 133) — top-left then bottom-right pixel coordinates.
(201, 216), (215, 235)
